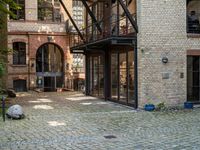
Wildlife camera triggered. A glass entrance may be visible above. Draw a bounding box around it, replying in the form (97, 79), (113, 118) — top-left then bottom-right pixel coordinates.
(36, 43), (64, 91)
(111, 53), (118, 100)
(119, 52), (127, 102)
(111, 49), (135, 106)
(187, 56), (200, 102)
(89, 54), (104, 98)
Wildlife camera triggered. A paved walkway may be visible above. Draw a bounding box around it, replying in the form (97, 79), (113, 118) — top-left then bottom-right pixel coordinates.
(0, 91), (200, 150)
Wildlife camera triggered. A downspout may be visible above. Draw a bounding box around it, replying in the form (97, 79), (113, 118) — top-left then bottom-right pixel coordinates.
(28, 33), (30, 91)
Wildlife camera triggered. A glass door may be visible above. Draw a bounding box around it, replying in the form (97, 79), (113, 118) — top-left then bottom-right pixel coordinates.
(93, 57), (99, 96)
(89, 54), (104, 98)
(111, 53), (119, 100)
(128, 51), (135, 104)
(119, 52), (127, 102)
(110, 49), (135, 106)
(187, 56), (200, 102)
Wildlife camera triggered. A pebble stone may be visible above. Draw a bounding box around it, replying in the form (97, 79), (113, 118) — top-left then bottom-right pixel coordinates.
(0, 91), (200, 150)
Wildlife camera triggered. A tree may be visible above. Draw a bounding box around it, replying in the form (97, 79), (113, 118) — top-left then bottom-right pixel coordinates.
(0, 0), (19, 90)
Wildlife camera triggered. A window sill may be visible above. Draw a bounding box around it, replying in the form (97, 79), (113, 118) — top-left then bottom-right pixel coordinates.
(187, 33), (200, 38)
(11, 64), (27, 67)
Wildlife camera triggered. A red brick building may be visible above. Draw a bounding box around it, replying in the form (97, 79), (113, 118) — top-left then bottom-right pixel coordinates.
(7, 0), (74, 91)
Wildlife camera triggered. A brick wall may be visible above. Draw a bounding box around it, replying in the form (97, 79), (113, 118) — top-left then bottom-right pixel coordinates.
(7, 0), (74, 90)
(7, 34), (73, 90)
(8, 21), (66, 33)
(137, 0), (200, 107)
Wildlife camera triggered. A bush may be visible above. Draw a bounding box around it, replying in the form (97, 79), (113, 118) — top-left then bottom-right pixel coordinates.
(156, 102), (165, 111)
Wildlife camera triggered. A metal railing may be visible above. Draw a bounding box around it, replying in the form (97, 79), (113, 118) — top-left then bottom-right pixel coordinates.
(70, 13), (136, 48)
(187, 13), (200, 34)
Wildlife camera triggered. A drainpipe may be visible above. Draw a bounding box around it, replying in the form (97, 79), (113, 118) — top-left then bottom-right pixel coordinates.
(28, 33), (30, 91)
(133, 40), (138, 109)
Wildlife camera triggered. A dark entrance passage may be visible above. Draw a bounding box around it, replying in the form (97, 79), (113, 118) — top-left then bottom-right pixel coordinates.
(13, 79), (27, 92)
(187, 56), (200, 102)
(36, 43), (64, 91)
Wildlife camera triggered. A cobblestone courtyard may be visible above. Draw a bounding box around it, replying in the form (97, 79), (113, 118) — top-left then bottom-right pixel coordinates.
(1, 92), (200, 149)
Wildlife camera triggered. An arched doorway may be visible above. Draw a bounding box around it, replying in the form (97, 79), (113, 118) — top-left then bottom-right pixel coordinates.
(36, 43), (64, 91)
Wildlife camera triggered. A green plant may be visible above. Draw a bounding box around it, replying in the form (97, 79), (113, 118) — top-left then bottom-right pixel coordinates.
(156, 102), (165, 111)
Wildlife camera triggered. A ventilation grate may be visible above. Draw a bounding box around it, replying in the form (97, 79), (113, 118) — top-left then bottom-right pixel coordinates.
(104, 135), (117, 139)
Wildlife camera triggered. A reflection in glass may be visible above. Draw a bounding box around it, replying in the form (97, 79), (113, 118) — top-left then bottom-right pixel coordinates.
(36, 44), (63, 73)
(111, 50), (135, 106)
(93, 57), (98, 96)
(36, 43), (63, 90)
(128, 51), (135, 104)
(99, 56), (104, 97)
(111, 53), (118, 100)
(89, 55), (104, 98)
(119, 53), (127, 102)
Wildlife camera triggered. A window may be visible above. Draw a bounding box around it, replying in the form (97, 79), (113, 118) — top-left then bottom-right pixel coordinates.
(187, 0), (200, 34)
(13, 42), (26, 65)
(13, 79), (27, 92)
(38, 0), (61, 22)
(10, 0), (25, 20)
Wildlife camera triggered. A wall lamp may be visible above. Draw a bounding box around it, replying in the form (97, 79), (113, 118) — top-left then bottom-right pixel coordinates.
(162, 57), (168, 64)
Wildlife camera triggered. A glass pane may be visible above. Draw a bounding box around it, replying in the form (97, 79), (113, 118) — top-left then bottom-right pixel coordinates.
(36, 48), (42, 72)
(193, 56), (199, 71)
(193, 72), (199, 86)
(89, 57), (93, 95)
(111, 53), (118, 100)
(93, 57), (99, 96)
(56, 76), (63, 88)
(128, 51), (135, 104)
(119, 52), (127, 102)
(48, 44), (54, 72)
(187, 56), (193, 101)
(54, 46), (62, 72)
(193, 87), (199, 101)
(99, 56), (104, 98)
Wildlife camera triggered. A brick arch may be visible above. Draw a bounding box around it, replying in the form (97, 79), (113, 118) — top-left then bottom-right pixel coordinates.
(35, 42), (65, 73)
(29, 35), (69, 59)
(37, 42), (65, 56)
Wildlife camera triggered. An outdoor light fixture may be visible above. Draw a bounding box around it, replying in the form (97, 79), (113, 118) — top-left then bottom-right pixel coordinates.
(162, 57), (168, 64)
(47, 36), (53, 42)
(104, 2), (109, 8)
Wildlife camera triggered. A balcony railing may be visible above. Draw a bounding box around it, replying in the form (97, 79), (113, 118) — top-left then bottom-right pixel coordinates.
(70, 13), (137, 48)
(187, 13), (200, 34)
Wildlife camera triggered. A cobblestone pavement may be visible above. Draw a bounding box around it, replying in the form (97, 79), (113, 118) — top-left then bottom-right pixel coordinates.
(1, 91), (200, 150)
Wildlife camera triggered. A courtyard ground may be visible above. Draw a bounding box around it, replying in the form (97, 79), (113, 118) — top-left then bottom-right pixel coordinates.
(0, 91), (200, 150)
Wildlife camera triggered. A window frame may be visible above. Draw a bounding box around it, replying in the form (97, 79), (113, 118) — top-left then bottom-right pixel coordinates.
(187, 0), (200, 34)
(10, 0), (25, 20)
(13, 42), (26, 65)
(38, 0), (61, 22)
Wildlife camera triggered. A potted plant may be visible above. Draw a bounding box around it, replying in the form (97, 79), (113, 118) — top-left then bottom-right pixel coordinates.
(143, 98), (155, 111)
(144, 103), (155, 111)
(184, 101), (193, 109)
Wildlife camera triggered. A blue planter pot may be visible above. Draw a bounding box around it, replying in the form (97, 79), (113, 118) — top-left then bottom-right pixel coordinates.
(184, 102), (193, 109)
(144, 104), (155, 111)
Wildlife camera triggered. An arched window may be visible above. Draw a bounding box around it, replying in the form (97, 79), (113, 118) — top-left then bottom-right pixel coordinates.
(10, 0), (25, 20)
(187, 0), (200, 33)
(13, 42), (26, 65)
(38, 0), (61, 22)
(36, 43), (63, 72)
